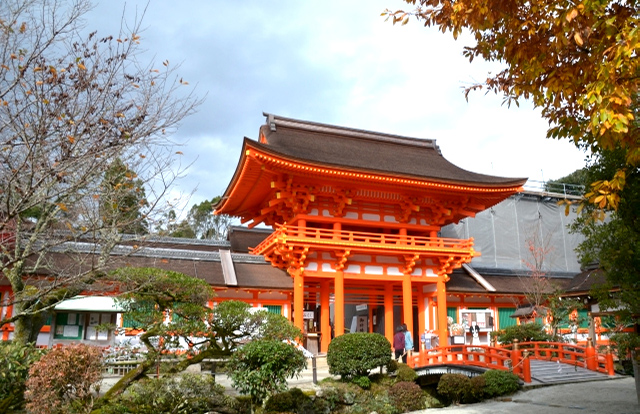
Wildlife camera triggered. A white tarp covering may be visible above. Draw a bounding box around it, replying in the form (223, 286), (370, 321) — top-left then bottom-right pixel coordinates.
(442, 194), (583, 273)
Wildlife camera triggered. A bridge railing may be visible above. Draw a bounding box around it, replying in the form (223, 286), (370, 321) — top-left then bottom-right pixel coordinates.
(409, 345), (518, 376)
(500, 341), (615, 376)
(410, 340), (614, 383)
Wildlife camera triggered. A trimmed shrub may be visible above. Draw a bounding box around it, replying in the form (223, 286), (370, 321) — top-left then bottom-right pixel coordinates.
(327, 333), (391, 379)
(101, 374), (235, 414)
(437, 373), (470, 405)
(493, 322), (551, 344)
(463, 375), (486, 403)
(386, 358), (398, 374)
(423, 386), (446, 408)
(234, 396), (252, 414)
(264, 388), (311, 413)
(388, 381), (426, 413)
(25, 343), (102, 414)
(227, 339), (307, 404)
(482, 369), (521, 397)
(0, 341), (43, 412)
(351, 375), (372, 390)
(369, 372), (395, 387)
(395, 363), (418, 382)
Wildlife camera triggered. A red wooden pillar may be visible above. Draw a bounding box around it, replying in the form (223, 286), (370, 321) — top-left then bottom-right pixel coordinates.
(522, 354), (531, 383)
(293, 269), (304, 333)
(385, 283), (394, 345)
(417, 286), (425, 346)
(335, 270), (345, 337)
(320, 280), (331, 353)
(606, 346), (615, 376)
(586, 337), (597, 371)
(437, 278), (448, 348)
(2, 292), (12, 341)
(512, 339), (522, 377)
(399, 228), (412, 334)
(402, 272), (413, 335)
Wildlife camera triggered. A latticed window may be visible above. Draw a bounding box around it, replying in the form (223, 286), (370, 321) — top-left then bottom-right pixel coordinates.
(264, 305), (282, 315)
(498, 308), (517, 329)
(447, 307), (457, 323)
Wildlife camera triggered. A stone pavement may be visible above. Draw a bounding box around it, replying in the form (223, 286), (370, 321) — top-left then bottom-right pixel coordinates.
(412, 376), (639, 414)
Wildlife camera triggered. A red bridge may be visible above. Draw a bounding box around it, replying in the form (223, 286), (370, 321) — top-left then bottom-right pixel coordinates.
(407, 339), (616, 383)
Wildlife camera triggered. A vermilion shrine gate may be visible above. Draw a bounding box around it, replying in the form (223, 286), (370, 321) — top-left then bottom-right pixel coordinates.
(215, 114), (526, 353)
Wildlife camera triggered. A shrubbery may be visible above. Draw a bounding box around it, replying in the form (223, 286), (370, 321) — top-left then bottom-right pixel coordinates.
(0, 342), (43, 412)
(437, 373), (470, 404)
(609, 332), (640, 374)
(492, 322), (551, 344)
(395, 363), (418, 382)
(482, 369), (521, 397)
(351, 375), (372, 389)
(386, 358), (398, 374)
(227, 339), (307, 405)
(465, 375), (487, 403)
(264, 388), (312, 413)
(388, 381), (426, 413)
(25, 343), (103, 414)
(101, 373), (235, 414)
(327, 333), (391, 379)
(437, 370), (520, 405)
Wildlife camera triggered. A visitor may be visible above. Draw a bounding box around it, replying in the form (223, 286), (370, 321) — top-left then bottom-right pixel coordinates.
(393, 325), (405, 362)
(402, 323), (413, 362)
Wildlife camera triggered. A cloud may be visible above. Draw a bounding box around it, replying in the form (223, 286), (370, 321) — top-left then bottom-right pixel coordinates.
(85, 0), (588, 206)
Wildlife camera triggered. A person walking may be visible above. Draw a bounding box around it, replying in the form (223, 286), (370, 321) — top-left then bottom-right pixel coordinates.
(393, 325), (405, 362)
(402, 323), (413, 363)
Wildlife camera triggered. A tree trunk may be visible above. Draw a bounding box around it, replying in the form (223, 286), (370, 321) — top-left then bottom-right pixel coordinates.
(92, 357), (157, 411)
(12, 307), (47, 345)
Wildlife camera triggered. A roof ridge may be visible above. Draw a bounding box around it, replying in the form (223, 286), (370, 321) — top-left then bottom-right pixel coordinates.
(264, 112), (441, 154)
(47, 241), (267, 263)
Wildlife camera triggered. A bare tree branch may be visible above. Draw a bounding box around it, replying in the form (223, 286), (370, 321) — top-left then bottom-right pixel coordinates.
(0, 0), (202, 343)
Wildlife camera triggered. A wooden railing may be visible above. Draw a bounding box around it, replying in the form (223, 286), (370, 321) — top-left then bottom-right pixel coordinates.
(252, 224), (474, 254)
(409, 344), (513, 373)
(500, 341), (615, 376)
(409, 340), (615, 382)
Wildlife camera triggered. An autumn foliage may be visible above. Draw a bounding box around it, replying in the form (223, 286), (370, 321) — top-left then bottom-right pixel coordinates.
(386, 0), (638, 208)
(24, 344), (103, 414)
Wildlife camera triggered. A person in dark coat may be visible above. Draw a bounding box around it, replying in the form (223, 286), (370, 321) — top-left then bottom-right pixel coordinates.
(393, 325), (406, 362)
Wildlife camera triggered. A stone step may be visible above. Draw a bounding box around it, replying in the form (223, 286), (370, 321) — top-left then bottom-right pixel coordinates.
(529, 359), (610, 384)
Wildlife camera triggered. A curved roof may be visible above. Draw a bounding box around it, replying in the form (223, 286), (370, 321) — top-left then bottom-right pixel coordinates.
(256, 113), (526, 187)
(216, 114), (527, 218)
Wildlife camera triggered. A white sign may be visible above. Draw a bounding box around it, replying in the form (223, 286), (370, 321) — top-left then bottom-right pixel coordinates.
(303, 311), (315, 319)
(356, 304), (368, 312)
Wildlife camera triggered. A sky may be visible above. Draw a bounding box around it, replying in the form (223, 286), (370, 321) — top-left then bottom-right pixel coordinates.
(87, 0), (589, 213)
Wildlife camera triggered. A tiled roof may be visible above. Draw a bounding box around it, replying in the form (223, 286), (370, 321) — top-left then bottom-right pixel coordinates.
(254, 114), (527, 187)
(447, 268), (573, 295)
(229, 226), (272, 253)
(564, 268), (607, 294)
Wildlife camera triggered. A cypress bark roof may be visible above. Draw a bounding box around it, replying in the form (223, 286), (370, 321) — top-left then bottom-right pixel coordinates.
(255, 113), (527, 187)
